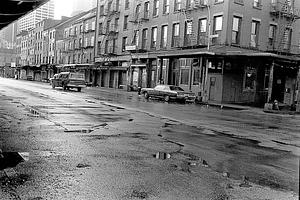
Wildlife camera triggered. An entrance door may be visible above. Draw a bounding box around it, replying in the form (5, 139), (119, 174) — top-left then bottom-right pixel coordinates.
(101, 71), (106, 87)
(209, 77), (216, 100)
(109, 71), (114, 88)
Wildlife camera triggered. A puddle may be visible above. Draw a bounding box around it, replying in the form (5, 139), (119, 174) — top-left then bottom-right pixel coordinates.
(153, 152), (171, 159)
(25, 107), (41, 118)
(81, 134), (121, 140)
(76, 163), (91, 168)
(0, 152), (25, 170)
(268, 126), (279, 129)
(64, 129), (93, 133)
(131, 190), (148, 199)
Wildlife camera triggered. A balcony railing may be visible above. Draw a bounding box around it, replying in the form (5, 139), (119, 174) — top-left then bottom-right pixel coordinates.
(270, 2), (298, 18)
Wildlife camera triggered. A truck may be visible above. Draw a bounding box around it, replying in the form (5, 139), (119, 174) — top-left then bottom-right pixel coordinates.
(50, 72), (86, 92)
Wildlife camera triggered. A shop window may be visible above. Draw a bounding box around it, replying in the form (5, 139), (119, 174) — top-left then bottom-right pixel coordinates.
(208, 59), (222, 73)
(180, 66), (189, 85)
(244, 67), (256, 90)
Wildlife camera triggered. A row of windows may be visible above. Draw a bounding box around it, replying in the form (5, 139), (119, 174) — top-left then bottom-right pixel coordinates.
(120, 15), (292, 51)
(65, 22), (96, 38)
(64, 37), (95, 50)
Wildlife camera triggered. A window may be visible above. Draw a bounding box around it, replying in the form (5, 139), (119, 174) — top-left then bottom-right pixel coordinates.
(114, 18), (119, 30)
(213, 16), (223, 33)
(153, 0), (159, 16)
(105, 40), (109, 53)
(135, 4), (141, 17)
(250, 20), (260, 47)
(106, 20), (111, 32)
(180, 66), (189, 85)
(123, 15), (128, 30)
(161, 25), (168, 48)
(125, 0), (129, 10)
(97, 41), (101, 54)
(283, 28), (291, 50)
(85, 38), (88, 47)
(198, 18), (207, 45)
(122, 37), (127, 52)
(186, 21), (193, 35)
(85, 23), (89, 32)
(116, 0), (120, 11)
(184, 20), (193, 46)
(142, 28), (148, 49)
(232, 16), (241, 44)
(268, 24), (276, 46)
(132, 30), (139, 46)
(100, 5), (104, 15)
(163, 0), (170, 14)
(99, 23), (103, 34)
(80, 25), (83, 33)
(174, 0), (182, 11)
(108, 1), (112, 12)
(74, 27), (77, 35)
(151, 27), (157, 48)
(144, 2), (150, 18)
(186, 0), (192, 9)
(92, 21), (95, 30)
(91, 36), (94, 46)
(199, 18), (207, 33)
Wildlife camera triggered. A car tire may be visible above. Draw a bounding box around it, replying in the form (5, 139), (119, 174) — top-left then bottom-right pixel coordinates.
(144, 92), (149, 99)
(164, 95), (170, 102)
(52, 84), (55, 89)
(77, 88), (81, 92)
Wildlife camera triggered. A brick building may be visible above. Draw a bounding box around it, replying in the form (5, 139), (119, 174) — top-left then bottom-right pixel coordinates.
(93, 0), (300, 108)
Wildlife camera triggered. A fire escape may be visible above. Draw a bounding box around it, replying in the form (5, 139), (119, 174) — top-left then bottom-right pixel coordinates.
(269, 0), (300, 55)
(97, 0), (120, 64)
(126, 1), (149, 53)
(176, 0), (211, 49)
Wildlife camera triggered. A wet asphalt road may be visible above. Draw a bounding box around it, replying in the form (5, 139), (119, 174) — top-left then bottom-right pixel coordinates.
(0, 78), (299, 200)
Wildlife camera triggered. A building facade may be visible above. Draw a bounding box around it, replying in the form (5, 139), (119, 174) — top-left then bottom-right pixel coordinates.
(17, 0), (55, 34)
(13, 0), (300, 111)
(93, 0), (300, 109)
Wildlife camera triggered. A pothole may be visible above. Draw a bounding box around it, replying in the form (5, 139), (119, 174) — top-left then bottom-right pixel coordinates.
(64, 129), (94, 133)
(131, 190), (148, 199)
(76, 163), (91, 168)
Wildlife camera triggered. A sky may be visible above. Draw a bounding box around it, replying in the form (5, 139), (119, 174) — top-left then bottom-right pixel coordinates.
(53, 0), (74, 19)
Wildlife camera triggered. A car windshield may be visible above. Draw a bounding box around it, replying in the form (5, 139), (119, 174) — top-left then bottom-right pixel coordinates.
(169, 86), (184, 91)
(69, 73), (85, 80)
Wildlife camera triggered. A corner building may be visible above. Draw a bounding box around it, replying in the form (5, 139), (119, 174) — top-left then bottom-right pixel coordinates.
(95, 0), (300, 108)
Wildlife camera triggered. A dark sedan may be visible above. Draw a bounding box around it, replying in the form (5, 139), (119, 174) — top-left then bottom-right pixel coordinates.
(141, 85), (196, 103)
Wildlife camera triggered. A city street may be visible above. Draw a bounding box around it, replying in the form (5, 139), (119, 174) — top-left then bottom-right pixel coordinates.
(0, 77), (299, 200)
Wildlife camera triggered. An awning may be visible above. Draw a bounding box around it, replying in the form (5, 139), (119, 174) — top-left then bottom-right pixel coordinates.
(93, 65), (128, 71)
(157, 45), (300, 63)
(57, 64), (94, 70)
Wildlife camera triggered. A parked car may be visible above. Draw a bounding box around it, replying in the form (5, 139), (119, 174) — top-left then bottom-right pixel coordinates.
(50, 72), (86, 92)
(141, 85), (196, 103)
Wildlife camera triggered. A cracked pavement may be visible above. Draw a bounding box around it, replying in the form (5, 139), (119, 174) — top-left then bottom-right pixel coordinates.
(0, 78), (299, 200)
